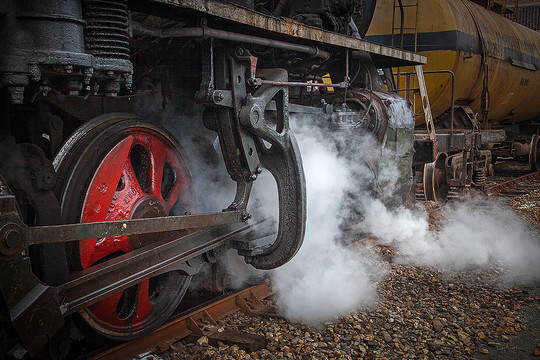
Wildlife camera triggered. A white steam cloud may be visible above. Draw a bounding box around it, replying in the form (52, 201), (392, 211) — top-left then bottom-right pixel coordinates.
(359, 196), (540, 283)
(272, 120), (380, 324)
(271, 111), (540, 326)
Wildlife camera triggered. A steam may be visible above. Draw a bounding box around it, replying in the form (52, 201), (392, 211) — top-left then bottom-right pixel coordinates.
(271, 111), (540, 325)
(359, 196), (540, 283)
(272, 119), (381, 324)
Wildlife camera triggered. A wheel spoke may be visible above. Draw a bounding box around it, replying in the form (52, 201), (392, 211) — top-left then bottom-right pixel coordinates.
(81, 136), (134, 268)
(82, 136), (134, 223)
(132, 279), (152, 328)
(87, 291), (129, 328)
(121, 155), (148, 201)
(147, 137), (168, 199)
(164, 157), (189, 212)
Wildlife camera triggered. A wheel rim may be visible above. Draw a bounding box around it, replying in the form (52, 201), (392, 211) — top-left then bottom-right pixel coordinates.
(423, 152), (449, 206)
(53, 114), (193, 340)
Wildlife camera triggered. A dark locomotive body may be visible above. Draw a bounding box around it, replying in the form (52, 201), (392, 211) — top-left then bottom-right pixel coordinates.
(0, 0), (424, 357)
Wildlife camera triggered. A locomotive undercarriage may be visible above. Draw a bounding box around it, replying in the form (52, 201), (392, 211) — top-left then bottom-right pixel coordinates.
(416, 109), (539, 205)
(0, 0), (425, 357)
(412, 95), (540, 205)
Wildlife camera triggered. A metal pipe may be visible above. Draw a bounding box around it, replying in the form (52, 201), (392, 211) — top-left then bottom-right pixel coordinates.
(132, 21), (330, 60)
(256, 79), (347, 88)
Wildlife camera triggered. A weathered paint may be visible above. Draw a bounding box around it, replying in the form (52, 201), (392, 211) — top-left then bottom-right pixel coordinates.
(148, 0), (426, 67)
(366, 0), (540, 125)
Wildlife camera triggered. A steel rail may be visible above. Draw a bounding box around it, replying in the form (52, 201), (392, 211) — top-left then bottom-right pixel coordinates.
(483, 171), (540, 196)
(89, 282), (274, 360)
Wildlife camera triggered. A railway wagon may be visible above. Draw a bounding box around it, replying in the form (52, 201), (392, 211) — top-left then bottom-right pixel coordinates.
(0, 0), (424, 357)
(366, 0), (540, 203)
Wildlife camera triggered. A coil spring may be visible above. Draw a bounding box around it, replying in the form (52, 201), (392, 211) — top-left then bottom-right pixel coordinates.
(472, 170), (486, 185)
(83, 0), (129, 60)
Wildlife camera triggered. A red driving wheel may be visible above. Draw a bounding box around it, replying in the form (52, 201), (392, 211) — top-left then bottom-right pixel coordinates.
(53, 114), (194, 340)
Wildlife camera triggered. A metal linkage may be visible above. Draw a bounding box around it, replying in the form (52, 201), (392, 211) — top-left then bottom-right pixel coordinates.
(0, 176), (265, 356)
(28, 211), (245, 245)
(210, 49), (307, 270)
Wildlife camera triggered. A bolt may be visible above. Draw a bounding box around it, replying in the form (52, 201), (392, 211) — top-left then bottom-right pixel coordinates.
(3, 229), (18, 249)
(250, 109), (261, 127)
(65, 65), (73, 74)
(43, 171), (54, 186)
(369, 107), (375, 115)
(368, 123), (375, 130)
(249, 174), (257, 181)
(241, 212), (252, 221)
(214, 91), (223, 102)
(235, 48), (245, 56)
(50, 116), (62, 130)
(256, 166), (262, 174)
(8, 87), (25, 104)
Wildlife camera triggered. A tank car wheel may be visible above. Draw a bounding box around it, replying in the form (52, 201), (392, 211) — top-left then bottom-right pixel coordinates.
(530, 134), (540, 172)
(52, 114), (193, 341)
(423, 152), (449, 206)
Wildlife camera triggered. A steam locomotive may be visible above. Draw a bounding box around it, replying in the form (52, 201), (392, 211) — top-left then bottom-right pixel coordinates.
(0, 0), (425, 357)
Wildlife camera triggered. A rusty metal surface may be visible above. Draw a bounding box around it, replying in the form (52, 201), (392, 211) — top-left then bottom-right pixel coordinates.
(132, 22), (331, 59)
(146, 0), (426, 66)
(483, 171), (540, 196)
(415, 129), (506, 153)
(28, 210), (244, 245)
(90, 282), (274, 360)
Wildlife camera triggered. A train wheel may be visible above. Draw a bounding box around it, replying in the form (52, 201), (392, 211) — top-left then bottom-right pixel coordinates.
(423, 152), (449, 206)
(52, 114), (193, 340)
(530, 134), (540, 172)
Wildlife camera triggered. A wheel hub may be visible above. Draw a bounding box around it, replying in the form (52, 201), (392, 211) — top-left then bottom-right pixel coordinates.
(130, 197), (167, 249)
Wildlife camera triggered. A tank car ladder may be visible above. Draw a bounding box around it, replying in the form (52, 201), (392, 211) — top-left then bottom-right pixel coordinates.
(391, 0), (419, 91)
(391, 0), (419, 52)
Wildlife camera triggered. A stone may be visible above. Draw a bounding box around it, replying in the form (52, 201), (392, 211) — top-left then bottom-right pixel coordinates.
(433, 319), (444, 333)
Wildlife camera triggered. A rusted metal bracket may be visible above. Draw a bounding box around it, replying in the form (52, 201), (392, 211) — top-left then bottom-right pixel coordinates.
(185, 310), (267, 352)
(236, 288), (279, 318)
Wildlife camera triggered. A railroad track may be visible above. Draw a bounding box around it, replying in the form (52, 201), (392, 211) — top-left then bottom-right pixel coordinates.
(483, 171), (540, 197)
(86, 282), (277, 360)
(85, 236), (386, 360)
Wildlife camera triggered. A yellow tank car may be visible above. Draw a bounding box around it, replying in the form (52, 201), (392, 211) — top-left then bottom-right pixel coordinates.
(365, 0), (540, 127)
